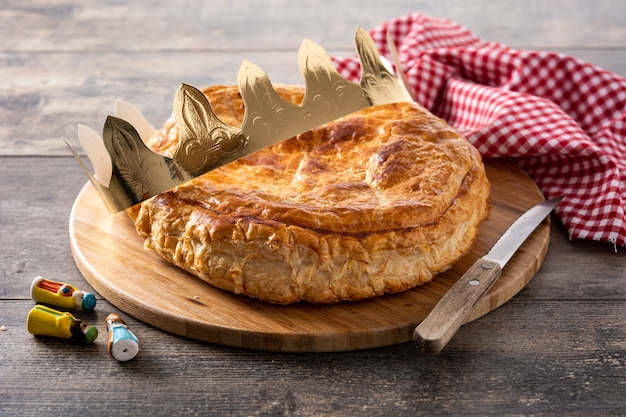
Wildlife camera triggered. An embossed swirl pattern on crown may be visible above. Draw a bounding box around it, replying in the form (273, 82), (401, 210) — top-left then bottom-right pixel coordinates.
(66, 27), (414, 213)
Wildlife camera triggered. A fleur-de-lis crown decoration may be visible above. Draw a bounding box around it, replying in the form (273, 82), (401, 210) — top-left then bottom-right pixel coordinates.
(66, 28), (413, 213)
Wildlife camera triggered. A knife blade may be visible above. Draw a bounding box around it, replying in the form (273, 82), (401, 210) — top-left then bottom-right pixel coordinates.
(413, 197), (562, 354)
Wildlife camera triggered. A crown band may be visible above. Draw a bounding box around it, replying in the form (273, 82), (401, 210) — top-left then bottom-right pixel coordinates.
(67, 27), (413, 213)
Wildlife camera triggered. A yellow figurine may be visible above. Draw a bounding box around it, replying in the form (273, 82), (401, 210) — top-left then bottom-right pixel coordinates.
(30, 276), (96, 312)
(27, 304), (98, 344)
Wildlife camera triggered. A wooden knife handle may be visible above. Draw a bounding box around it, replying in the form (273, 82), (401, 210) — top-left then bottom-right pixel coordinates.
(413, 258), (503, 354)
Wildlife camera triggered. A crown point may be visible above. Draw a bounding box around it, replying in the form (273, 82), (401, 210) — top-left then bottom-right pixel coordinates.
(174, 83), (246, 175)
(114, 99), (157, 143)
(355, 26), (413, 105)
(77, 123), (112, 188)
(238, 60), (267, 85)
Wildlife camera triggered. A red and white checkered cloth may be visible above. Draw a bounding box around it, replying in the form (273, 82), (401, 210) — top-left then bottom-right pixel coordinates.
(332, 13), (626, 247)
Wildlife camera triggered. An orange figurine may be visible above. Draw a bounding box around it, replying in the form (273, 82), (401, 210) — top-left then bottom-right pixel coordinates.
(30, 276), (96, 312)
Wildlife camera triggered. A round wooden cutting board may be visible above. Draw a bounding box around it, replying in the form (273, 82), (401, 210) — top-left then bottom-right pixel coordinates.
(69, 159), (550, 352)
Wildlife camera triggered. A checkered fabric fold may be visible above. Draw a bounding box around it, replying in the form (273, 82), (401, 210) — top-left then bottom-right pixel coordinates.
(332, 13), (626, 247)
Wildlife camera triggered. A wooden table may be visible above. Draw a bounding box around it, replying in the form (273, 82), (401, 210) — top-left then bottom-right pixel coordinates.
(1, 1), (625, 415)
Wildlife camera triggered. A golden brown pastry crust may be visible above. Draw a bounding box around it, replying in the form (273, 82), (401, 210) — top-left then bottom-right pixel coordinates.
(129, 85), (490, 304)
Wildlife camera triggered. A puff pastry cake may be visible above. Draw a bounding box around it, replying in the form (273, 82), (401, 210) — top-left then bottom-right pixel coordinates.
(127, 85), (490, 304)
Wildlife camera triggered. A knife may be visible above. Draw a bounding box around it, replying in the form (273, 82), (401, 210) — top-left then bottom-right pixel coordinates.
(413, 197), (562, 355)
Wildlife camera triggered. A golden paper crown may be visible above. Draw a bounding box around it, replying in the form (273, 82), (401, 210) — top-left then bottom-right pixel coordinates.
(66, 28), (413, 213)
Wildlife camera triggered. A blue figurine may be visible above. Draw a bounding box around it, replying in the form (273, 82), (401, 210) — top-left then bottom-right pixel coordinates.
(106, 313), (139, 361)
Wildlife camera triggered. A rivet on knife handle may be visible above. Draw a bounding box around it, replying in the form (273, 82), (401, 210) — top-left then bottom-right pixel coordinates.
(413, 259), (502, 355)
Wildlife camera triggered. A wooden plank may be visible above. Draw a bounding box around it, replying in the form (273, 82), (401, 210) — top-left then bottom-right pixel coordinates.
(520, 221), (626, 300)
(0, 157), (90, 298)
(1, 48), (625, 157)
(2, 299), (625, 416)
(0, 51), (302, 156)
(2, 0), (626, 51)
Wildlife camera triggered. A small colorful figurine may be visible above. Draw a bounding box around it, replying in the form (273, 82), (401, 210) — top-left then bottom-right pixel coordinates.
(30, 276), (97, 312)
(27, 304), (98, 344)
(106, 313), (140, 361)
